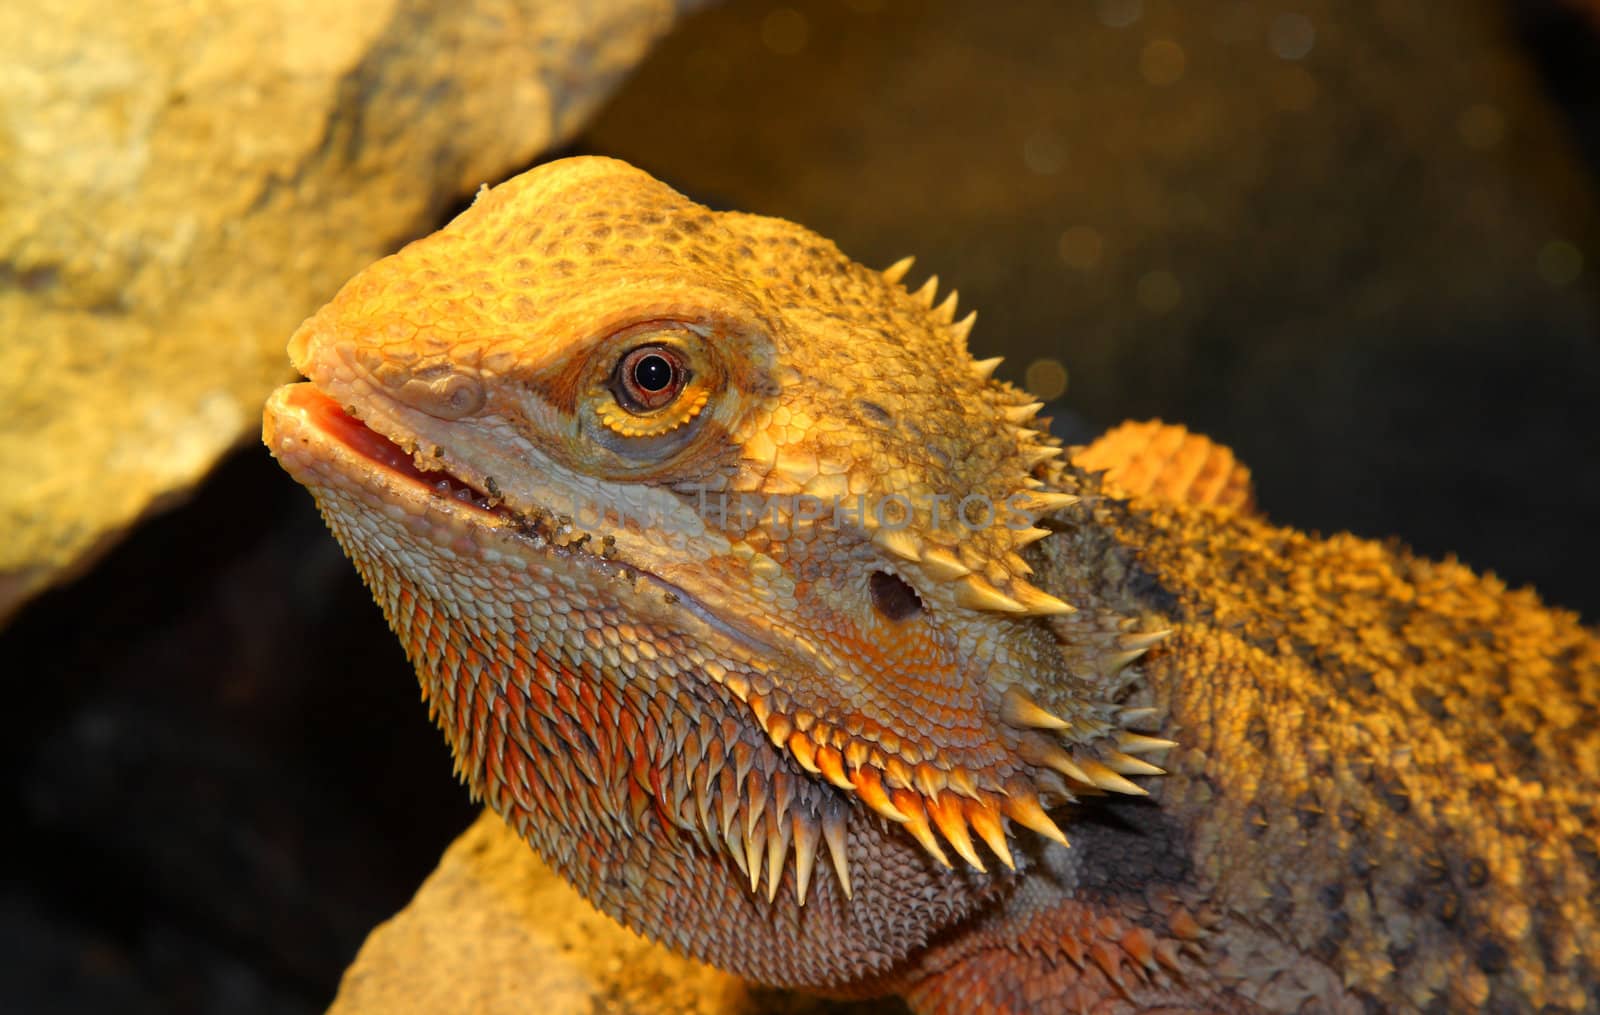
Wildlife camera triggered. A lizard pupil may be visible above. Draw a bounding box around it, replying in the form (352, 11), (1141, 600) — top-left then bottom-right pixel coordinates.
(613, 344), (687, 412)
(633, 354), (673, 392)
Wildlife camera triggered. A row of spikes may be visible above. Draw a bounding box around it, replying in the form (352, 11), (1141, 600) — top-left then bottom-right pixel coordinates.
(867, 500), (1080, 618)
(881, 254), (1047, 411)
(882, 255), (1057, 443)
(878, 256), (1086, 618)
(1052, 917), (1193, 1000)
(453, 622), (1174, 897)
(728, 636), (1175, 878)
(998, 622), (1177, 796)
(883, 255), (976, 360)
(725, 676), (1048, 874)
(394, 584), (839, 911)
(705, 659), (1058, 876)
(455, 640), (857, 909)
(680, 748), (854, 907)
(1050, 609), (1175, 683)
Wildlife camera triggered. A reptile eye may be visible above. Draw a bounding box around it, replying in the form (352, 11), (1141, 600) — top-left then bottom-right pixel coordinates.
(592, 331), (713, 443)
(613, 345), (688, 412)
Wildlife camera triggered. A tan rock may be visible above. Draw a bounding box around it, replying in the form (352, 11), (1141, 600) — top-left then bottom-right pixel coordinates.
(331, 811), (865, 1015)
(0, 0), (702, 621)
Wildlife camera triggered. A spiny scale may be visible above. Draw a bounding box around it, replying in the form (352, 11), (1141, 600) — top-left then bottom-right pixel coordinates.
(1103, 751), (1167, 777)
(1013, 490), (1082, 516)
(920, 546), (971, 579)
(1013, 526), (1053, 547)
(873, 526), (923, 562)
(1078, 758), (1149, 797)
(1001, 686), (1070, 731)
(1116, 731), (1179, 754)
(764, 811), (791, 903)
(894, 790), (952, 869)
(881, 255), (915, 284)
(929, 794), (986, 872)
(1009, 582), (1076, 616)
(1003, 792), (1070, 847)
(1003, 401), (1045, 425)
(823, 807), (852, 899)
(950, 312), (978, 351)
(817, 745), (853, 789)
(956, 574), (1028, 613)
(853, 767), (909, 823)
(970, 355), (1003, 381)
(966, 798), (1015, 870)
(1020, 738), (1094, 787)
(1019, 444), (1064, 469)
(792, 811), (819, 905)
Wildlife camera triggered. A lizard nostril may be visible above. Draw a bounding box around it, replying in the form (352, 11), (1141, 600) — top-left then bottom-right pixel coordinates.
(396, 373), (486, 420)
(870, 570), (923, 622)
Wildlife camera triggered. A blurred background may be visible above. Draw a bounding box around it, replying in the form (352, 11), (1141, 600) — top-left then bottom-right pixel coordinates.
(3, 1), (1597, 1011)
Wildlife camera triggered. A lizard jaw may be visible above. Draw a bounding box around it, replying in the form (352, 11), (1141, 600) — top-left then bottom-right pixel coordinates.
(267, 383), (510, 519)
(265, 381), (635, 562)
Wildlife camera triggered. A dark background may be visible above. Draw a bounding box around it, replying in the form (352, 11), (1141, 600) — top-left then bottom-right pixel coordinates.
(4, 1), (1598, 1011)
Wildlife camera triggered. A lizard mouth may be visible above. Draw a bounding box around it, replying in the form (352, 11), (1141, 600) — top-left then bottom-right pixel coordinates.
(265, 384), (518, 524)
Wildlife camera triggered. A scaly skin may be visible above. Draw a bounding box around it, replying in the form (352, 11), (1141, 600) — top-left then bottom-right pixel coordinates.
(262, 157), (1600, 1012)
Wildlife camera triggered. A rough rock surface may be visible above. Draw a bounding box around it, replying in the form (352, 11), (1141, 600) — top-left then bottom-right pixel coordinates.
(0, 0), (701, 622)
(330, 811), (877, 1015)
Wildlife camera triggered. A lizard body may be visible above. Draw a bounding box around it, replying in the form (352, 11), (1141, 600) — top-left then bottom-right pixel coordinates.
(263, 157), (1600, 1012)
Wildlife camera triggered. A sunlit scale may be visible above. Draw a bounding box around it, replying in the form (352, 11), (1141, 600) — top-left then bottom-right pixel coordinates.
(261, 157), (1173, 989)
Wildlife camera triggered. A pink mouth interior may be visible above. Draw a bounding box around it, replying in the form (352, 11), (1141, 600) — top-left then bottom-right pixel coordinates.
(291, 386), (502, 515)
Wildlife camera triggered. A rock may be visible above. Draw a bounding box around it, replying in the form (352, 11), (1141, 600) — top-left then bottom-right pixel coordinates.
(0, 0), (704, 622)
(330, 811), (874, 1015)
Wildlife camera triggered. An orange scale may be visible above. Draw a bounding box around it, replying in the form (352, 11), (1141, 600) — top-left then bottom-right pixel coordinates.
(500, 680), (524, 716)
(554, 680), (578, 716)
(523, 680), (553, 717)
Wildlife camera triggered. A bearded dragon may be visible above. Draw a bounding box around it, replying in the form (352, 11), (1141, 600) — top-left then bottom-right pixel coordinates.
(262, 157), (1600, 1013)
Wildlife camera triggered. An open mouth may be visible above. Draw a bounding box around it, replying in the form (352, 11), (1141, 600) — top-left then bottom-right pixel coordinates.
(281, 385), (511, 519)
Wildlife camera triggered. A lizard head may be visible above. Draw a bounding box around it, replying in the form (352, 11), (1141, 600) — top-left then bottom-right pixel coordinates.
(263, 157), (1169, 980)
